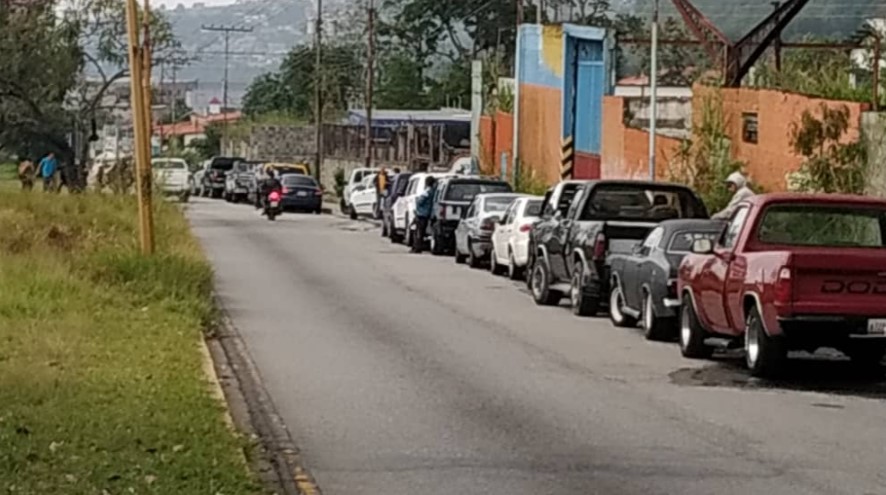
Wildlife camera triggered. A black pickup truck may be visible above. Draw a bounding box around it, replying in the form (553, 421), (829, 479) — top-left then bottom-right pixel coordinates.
(528, 180), (708, 317)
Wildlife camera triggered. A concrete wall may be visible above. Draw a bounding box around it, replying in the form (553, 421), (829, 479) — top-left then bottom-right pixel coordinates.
(223, 125), (316, 164)
(863, 112), (886, 197)
(479, 111), (515, 179)
(696, 85), (868, 191)
(601, 96), (685, 181)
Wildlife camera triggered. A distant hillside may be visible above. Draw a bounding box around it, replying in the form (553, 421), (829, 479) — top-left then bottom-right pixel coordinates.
(628, 0), (885, 41)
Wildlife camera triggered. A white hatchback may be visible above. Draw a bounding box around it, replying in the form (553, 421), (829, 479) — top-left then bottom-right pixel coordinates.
(490, 196), (544, 279)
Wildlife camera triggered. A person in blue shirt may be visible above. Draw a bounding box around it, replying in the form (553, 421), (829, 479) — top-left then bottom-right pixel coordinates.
(411, 177), (438, 254)
(39, 152), (58, 192)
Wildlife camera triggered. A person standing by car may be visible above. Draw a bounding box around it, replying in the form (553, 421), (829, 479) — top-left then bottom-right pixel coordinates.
(38, 152), (58, 192)
(712, 172), (755, 220)
(373, 167), (388, 218)
(411, 176), (437, 254)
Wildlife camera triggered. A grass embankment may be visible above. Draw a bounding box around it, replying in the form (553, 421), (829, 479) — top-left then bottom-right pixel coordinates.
(0, 191), (260, 494)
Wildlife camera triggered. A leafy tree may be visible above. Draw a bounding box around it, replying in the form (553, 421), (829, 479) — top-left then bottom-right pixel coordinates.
(788, 104), (866, 194)
(375, 52), (431, 110)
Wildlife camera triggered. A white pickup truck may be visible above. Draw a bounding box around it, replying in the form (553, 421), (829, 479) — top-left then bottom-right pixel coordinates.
(151, 158), (192, 202)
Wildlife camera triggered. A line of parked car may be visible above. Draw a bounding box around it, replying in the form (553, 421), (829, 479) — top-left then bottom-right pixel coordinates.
(350, 168), (886, 379)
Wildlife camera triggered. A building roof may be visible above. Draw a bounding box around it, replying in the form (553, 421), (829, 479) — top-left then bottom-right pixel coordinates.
(153, 111), (242, 137)
(347, 108), (471, 126)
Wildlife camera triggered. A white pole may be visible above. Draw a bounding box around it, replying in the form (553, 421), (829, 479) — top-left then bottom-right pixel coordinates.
(648, 0), (660, 181)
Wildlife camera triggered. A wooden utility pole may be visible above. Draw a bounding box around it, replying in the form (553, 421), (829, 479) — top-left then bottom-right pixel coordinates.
(314, 0), (323, 181)
(364, 0), (375, 169)
(874, 30), (882, 112)
(200, 24), (253, 139)
(125, 0), (154, 254)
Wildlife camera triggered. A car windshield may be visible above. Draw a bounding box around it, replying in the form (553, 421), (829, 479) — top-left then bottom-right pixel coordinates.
(757, 204), (886, 248)
(525, 199), (543, 217)
(233, 162), (250, 172)
(444, 181), (512, 201)
(275, 167), (304, 175)
(153, 160), (186, 170)
(668, 230), (722, 252)
(283, 175), (317, 187)
(211, 158), (238, 171)
(580, 184), (707, 221)
(484, 196), (516, 212)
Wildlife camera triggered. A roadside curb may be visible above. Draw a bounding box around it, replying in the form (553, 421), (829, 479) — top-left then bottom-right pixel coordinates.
(323, 199), (382, 226)
(206, 297), (322, 495)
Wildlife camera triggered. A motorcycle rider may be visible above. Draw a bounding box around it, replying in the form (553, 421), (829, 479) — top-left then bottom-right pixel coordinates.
(259, 169), (283, 214)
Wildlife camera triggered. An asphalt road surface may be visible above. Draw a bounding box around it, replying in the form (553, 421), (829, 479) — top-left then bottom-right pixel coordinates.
(189, 198), (886, 495)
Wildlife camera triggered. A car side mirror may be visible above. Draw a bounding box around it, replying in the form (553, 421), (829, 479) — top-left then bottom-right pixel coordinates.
(692, 238), (714, 254)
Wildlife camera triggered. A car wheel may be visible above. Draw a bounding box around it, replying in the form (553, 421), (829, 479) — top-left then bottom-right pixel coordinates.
(679, 294), (713, 359)
(454, 247), (467, 264)
(608, 283), (637, 328)
(642, 291), (674, 341)
(390, 223), (403, 244)
(490, 250), (505, 275)
(525, 255), (535, 291)
(531, 259), (561, 306)
(745, 305), (787, 378)
(570, 263), (599, 317)
(507, 250), (523, 281)
(467, 240), (482, 269)
(431, 232), (445, 256)
(845, 345), (886, 369)
(349, 205), (358, 220)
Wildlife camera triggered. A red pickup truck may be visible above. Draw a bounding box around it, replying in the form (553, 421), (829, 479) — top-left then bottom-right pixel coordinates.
(677, 193), (886, 377)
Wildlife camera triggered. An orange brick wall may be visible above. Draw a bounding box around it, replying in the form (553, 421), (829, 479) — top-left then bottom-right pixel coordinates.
(694, 85), (868, 191)
(601, 96), (683, 181)
(479, 112), (515, 178)
(479, 115), (495, 173)
(518, 84), (563, 184)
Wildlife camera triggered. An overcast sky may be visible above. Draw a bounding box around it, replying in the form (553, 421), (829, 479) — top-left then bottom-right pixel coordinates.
(156, 0), (236, 7)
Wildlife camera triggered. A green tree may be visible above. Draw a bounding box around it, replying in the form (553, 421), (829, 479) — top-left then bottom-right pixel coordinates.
(375, 52), (431, 109)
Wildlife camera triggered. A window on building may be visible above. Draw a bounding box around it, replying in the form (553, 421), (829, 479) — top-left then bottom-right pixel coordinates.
(742, 113), (759, 144)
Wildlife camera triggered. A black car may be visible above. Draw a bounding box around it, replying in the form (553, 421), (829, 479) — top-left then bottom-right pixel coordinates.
(529, 180), (709, 317)
(202, 156), (244, 199)
(382, 172), (413, 242)
(429, 177), (513, 255)
(608, 219), (725, 340)
(280, 174), (323, 213)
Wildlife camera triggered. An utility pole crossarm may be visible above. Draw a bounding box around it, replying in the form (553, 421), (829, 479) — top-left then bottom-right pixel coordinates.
(670, 0), (730, 63)
(726, 0), (811, 86)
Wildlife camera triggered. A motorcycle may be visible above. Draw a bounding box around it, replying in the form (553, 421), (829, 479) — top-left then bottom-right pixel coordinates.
(265, 190), (282, 221)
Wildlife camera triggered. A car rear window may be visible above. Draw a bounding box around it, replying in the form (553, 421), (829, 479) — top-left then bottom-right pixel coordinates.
(484, 196), (516, 212)
(283, 175), (318, 187)
(211, 158), (239, 171)
(444, 181), (512, 201)
(668, 230), (722, 252)
(580, 184), (707, 221)
(757, 204), (886, 248)
(525, 199), (543, 217)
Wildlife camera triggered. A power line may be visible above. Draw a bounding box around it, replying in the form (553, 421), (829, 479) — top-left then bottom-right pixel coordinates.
(201, 24), (254, 135)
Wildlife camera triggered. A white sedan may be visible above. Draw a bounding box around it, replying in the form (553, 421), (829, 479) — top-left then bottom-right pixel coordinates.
(490, 195), (544, 279)
(151, 158), (192, 202)
(348, 174), (378, 219)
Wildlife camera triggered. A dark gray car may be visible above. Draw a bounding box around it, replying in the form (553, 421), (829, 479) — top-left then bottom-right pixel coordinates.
(608, 219), (725, 340)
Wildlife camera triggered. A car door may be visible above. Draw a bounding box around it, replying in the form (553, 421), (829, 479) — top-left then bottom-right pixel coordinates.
(622, 227), (663, 309)
(495, 201), (518, 263)
(698, 206), (751, 332)
(396, 177), (417, 229)
(456, 201), (476, 254)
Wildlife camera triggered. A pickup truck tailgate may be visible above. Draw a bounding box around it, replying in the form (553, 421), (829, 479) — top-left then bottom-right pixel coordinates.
(791, 249), (886, 316)
(605, 222), (657, 255)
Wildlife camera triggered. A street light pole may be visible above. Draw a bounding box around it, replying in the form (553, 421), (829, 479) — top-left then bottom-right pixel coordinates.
(647, 0), (660, 182)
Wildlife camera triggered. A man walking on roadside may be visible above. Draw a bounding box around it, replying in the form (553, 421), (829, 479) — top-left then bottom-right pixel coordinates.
(39, 152), (58, 192)
(411, 176), (437, 254)
(712, 172), (755, 220)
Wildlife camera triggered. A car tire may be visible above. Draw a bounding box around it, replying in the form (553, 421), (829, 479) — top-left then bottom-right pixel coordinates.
(390, 223), (403, 244)
(507, 250), (522, 280)
(455, 248), (467, 264)
(525, 255), (535, 291)
(608, 284), (637, 328)
(745, 305), (787, 378)
(349, 205), (358, 220)
(642, 291), (674, 341)
(570, 263), (599, 317)
(431, 232), (445, 256)
(679, 294), (713, 359)
(467, 240), (482, 269)
(845, 345), (886, 369)
(531, 259), (561, 306)
(490, 251), (505, 275)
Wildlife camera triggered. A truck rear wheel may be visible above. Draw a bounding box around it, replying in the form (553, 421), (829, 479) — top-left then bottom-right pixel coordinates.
(608, 284), (637, 328)
(570, 264), (599, 317)
(679, 294), (713, 359)
(745, 306), (787, 378)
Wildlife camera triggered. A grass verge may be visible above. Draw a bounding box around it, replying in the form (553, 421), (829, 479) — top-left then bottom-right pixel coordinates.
(0, 191), (261, 494)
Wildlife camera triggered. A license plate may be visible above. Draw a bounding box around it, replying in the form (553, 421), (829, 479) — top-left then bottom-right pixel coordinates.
(867, 319), (886, 335)
(270, 201), (279, 208)
(296, 191), (308, 197)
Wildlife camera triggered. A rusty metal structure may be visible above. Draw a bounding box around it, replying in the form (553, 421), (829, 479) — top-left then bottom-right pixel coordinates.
(671, 0), (812, 86)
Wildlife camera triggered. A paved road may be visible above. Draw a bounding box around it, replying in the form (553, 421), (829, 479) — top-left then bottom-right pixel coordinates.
(189, 198), (886, 495)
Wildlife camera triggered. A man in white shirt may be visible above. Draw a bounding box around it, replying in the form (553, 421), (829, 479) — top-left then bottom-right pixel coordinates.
(712, 172), (755, 220)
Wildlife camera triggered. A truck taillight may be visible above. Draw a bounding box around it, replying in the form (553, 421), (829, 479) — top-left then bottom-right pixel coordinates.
(775, 266), (793, 309)
(519, 224), (532, 233)
(592, 233), (606, 260)
(480, 219), (495, 231)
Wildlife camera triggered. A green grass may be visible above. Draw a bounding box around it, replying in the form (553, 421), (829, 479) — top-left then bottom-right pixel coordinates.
(0, 192), (261, 494)
(0, 163), (16, 182)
